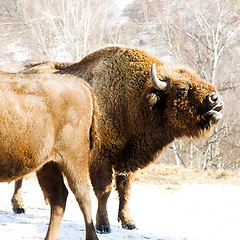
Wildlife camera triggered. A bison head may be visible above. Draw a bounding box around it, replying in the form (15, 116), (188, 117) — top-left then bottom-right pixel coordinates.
(146, 63), (223, 137)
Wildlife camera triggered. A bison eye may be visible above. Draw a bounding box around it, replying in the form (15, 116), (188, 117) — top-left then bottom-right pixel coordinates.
(177, 88), (188, 98)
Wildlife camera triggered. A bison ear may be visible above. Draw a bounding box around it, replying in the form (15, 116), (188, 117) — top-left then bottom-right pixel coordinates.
(146, 92), (161, 110)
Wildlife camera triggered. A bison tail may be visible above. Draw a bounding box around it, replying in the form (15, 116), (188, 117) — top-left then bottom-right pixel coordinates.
(90, 91), (101, 150)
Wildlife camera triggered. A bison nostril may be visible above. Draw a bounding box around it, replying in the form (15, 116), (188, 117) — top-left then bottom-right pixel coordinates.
(211, 94), (218, 102)
(208, 93), (219, 105)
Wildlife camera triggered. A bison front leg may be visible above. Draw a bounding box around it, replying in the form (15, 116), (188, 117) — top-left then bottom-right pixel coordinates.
(37, 162), (68, 240)
(115, 171), (136, 230)
(11, 179), (25, 214)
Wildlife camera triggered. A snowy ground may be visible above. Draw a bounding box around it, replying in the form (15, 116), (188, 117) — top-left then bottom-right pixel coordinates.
(0, 179), (240, 240)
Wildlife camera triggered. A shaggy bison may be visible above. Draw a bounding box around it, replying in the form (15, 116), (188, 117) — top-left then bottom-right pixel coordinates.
(0, 73), (99, 240)
(20, 45), (223, 233)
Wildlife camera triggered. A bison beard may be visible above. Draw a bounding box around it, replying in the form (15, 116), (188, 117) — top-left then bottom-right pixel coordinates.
(20, 46), (223, 234)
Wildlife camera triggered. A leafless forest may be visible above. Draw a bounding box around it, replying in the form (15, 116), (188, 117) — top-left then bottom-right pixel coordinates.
(0, 0), (239, 171)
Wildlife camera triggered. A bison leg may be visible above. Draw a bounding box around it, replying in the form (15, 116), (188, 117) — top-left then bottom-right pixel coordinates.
(62, 165), (99, 240)
(115, 171), (136, 230)
(36, 162), (68, 240)
(89, 150), (113, 234)
(11, 179), (25, 214)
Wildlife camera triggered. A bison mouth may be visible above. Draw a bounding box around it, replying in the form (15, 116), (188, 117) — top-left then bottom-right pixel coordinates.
(202, 94), (224, 125)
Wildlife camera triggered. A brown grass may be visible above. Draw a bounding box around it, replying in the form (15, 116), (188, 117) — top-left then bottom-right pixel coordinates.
(26, 164), (240, 191)
(134, 163), (240, 190)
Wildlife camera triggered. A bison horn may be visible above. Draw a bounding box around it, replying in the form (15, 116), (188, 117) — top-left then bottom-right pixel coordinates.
(150, 63), (167, 90)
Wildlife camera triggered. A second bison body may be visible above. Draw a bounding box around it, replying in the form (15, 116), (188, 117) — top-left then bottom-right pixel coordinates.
(0, 73), (99, 240)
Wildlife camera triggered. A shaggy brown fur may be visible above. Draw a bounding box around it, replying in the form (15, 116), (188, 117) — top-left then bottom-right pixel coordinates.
(21, 61), (73, 74)
(0, 72), (99, 240)
(20, 45), (223, 233)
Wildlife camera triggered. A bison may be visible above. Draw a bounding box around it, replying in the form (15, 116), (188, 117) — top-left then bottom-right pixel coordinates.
(0, 72), (99, 240)
(19, 45), (224, 233)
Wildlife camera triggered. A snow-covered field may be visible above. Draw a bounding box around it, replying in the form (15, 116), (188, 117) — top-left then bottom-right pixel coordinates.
(0, 179), (240, 240)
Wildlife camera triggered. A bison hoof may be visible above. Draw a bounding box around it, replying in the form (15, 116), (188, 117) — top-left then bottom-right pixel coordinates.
(96, 225), (111, 234)
(122, 222), (137, 230)
(13, 207), (25, 214)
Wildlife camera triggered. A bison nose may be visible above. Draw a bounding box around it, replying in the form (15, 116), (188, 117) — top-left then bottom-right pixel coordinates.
(207, 93), (223, 111)
(207, 93), (219, 107)
(209, 93), (219, 104)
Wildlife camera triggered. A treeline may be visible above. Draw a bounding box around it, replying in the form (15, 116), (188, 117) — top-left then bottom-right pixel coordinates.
(0, 0), (240, 170)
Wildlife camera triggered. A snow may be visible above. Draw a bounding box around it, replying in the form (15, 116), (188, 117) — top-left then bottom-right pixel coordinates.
(6, 40), (31, 63)
(114, 0), (134, 13)
(105, 0), (134, 29)
(1, 179), (240, 240)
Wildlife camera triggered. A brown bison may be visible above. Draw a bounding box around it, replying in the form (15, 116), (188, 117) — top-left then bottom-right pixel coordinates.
(19, 45), (223, 233)
(0, 72), (99, 240)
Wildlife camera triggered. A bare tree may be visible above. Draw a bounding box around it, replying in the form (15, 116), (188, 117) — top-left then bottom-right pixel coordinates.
(139, 0), (240, 170)
(16, 0), (115, 61)
(1, 0), (239, 169)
